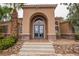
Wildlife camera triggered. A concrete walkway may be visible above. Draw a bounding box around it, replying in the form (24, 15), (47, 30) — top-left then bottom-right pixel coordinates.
(16, 41), (57, 56)
(11, 40), (75, 56)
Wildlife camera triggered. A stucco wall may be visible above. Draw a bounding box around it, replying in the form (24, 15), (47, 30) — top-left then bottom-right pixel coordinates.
(22, 6), (56, 40)
(60, 22), (73, 34)
(60, 22), (74, 39)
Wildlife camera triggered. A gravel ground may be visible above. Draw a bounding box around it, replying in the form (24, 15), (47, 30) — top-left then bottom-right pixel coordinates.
(53, 39), (79, 56)
(53, 39), (79, 45)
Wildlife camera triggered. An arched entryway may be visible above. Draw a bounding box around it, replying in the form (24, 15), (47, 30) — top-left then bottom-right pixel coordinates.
(30, 14), (47, 40)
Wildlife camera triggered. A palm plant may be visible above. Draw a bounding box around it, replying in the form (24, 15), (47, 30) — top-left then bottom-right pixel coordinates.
(0, 6), (3, 20)
(5, 3), (24, 39)
(2, 6), (12, 21)
(0, 5), (12, 21)
(5, 3), (24, 11)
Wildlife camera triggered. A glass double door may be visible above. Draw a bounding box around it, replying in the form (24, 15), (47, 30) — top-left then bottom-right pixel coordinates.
(34, 25), (44, 39)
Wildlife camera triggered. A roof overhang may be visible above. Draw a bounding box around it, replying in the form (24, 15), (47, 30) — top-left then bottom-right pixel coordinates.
(22, 4), (57, 9)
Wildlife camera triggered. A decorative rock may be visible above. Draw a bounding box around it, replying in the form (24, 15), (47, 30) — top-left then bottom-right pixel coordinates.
(73, 46), (79, 53)
(53, 44), (79, 55)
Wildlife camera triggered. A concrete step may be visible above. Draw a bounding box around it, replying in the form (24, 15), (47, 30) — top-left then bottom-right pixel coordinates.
(20, 49), (55, 52)
(23, 42), (52, 45)
(22, 45), (53, 48)
(18, 54), (56, 56)
(19, 51), (54, 54)
(23, 44), (52, 47)
(23, 44), (52, 45)
(19, 50), (54, 53)
(18, 52), (56, 56)
(22, 46), (53, 48)
(18, 42), (55, 56)
(20, 47), (54, 51)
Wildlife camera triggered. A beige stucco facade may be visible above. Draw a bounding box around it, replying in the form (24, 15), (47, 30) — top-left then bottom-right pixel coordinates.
(60, 22), (72, 34)
(22, 4), (57, 40)
(60, 21), (74, 39)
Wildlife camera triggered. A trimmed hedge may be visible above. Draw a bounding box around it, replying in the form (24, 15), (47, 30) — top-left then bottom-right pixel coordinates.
(0, 34), (4, 39)
(75, 35), (79, 40)
(75, 33), (79, 40)
(0, 36), (16, 50)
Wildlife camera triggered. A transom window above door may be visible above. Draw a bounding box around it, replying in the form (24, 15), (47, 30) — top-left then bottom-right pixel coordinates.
(34, 18), (44, 25)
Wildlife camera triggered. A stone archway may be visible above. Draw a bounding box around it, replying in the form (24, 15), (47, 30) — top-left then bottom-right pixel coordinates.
(30, 13), (47, 40)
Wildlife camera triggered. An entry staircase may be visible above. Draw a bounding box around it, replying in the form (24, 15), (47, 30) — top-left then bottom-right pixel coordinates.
(17, 41), (56, 56)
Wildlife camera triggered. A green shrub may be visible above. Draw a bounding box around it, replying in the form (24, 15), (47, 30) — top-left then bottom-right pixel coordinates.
(0, 34), (4, 39)
(0, 40), (4, 50)
(75, 35), (79, 40)
(75, 33), (79, 40)
(0, 36), (16, 50)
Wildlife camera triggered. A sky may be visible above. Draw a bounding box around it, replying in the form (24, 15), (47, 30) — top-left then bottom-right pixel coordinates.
(18, 0), (70, 19)
(55, 4), (69, 19)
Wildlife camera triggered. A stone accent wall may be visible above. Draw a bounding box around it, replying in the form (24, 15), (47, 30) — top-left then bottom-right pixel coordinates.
(53, 44), (79, 54)
(48, 35), (56, 41)
(61, 34), (75, 39)
(19, 34), (30, 40)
